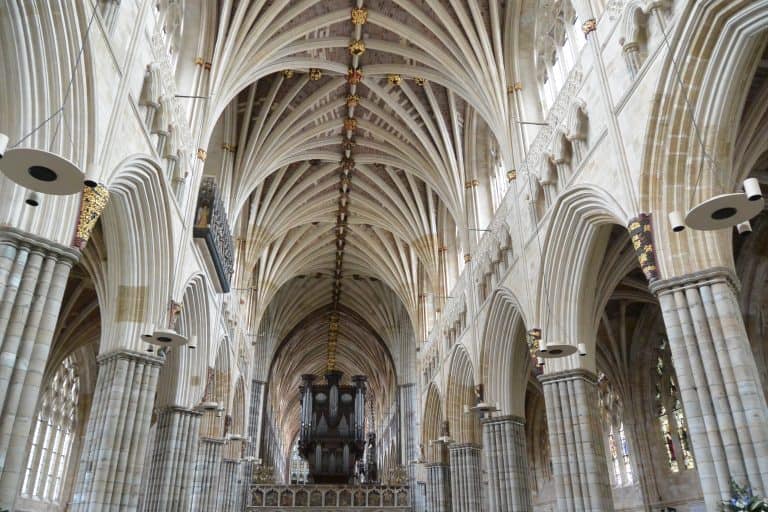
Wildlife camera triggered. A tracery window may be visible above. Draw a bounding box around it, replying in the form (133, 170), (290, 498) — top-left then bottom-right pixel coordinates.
(22, 356), (80, 503)
(535, 0), (586, 113)
(598, 372), (635, 487)
(655, 338), (695, 473)
(289, 440), (309, 484)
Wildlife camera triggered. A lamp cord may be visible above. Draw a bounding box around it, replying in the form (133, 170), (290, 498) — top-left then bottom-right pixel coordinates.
(10, 3), (98, 150)
(654, 9), (722, 210)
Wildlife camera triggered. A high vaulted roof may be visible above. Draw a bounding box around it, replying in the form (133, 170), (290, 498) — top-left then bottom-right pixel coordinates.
(198, 0), (534, 449)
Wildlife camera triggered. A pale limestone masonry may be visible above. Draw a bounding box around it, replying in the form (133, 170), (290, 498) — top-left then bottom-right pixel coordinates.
(219, 459), (244, 511)
(143, 407), (201, 511)
(0, 228), (78, 508)
(482, 415), (533, 511)
(71, 350), (163, 511)
(190, 437), (225, 510)
(425, 463), (451, 512)
(540, 370), (614, 512)
(3, 2), (768, 512)
(651, 268), (768, 509)
(448, 444), (482, 512)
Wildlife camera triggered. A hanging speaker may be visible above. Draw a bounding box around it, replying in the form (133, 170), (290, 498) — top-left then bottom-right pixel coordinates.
(143, 328), (188, 348)
(685, 192), (763, 231)
(0, 147), (85, 194)
(537, 344), (578, 358)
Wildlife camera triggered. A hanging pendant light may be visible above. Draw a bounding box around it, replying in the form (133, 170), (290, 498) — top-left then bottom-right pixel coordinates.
(0, 144), (86, 195)
(0, 4), (100, 195)
(537, 343), (578, 358)
(681, 178), (764, 231)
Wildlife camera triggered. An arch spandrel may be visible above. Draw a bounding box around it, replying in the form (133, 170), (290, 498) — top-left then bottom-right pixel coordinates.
(534, 185), (631, 373)
(640, 1), (768, 277)
(478, 288), (531, 417)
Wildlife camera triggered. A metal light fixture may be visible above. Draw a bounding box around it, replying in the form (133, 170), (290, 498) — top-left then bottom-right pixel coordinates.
(538, 343), (578, 358)
(737, 220), (752, 235)
(0, 143), (86, 195)
(141, 326), (188, 348)
(669, 179), (764, 232)
(25, 191), (40, 207)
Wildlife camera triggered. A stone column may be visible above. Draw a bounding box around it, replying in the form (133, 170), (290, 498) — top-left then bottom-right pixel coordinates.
(0, 228), (77, 508)
(71, 350), (164, 511)
(448, 444), (482, 512)
(399, 383), (425, 510)
(218, 458), (243, 511)
(540, 369), (613, 512)
(426, 462), (452, 512)
(142, 407), (201, 511)
(190, 437), (225, 510)
(241, 380), (264, 504)
(651, 269), (768, 508)
(482, 415), (533, 511)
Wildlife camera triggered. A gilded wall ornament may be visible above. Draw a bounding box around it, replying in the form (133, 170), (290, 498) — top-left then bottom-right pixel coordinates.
(414, 77), (426, 86)
(73, 184), (110, 249)
(348, 40), (366, 56)
(346, 94), (360, 107)
(526, 328), (542, 359)
(627, 213), (659, 282)
(388, 74), (402, 86)
(309, 68), (323, 80)
(281, 69), (295, 79)
(351, 7), (368, 25)
(341, 157), (355, 170)
(582, 18), (597, 36)
(347, 68), (363, 84)
(343, 118), (357, 131)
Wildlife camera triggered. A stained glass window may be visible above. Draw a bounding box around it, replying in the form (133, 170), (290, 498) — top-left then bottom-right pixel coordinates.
(598, 372), (635, 487)
(655, 339), (694, 472)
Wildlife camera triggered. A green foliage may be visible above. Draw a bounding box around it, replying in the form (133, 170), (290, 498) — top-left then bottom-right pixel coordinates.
(721, 479), (768, 511)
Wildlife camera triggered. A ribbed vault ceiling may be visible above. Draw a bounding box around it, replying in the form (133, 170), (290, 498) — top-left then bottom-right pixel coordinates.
(205, 0), (521, 445)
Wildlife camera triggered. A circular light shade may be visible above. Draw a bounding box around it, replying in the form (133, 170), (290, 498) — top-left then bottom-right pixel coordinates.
(685, 193), (764, 231)
(144, 328), (188, 348)
(0, 148), (84, 195)
(537, 344), (578, 358)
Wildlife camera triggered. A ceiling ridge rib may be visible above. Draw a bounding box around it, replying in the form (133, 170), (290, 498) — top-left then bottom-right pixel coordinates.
(326, 2), (369, 373)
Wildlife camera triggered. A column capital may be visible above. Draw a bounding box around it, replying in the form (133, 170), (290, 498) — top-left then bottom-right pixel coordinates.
(447, 442), (482, 452)
(649, 266), (739, 296)
(96, 349), (165, 367)
(162, 405), (203, 417)
(0, 226), (79, 263)
(480, 414), (525, 426)
(537, 368), (597, 385)
(199, 436), (227, 445)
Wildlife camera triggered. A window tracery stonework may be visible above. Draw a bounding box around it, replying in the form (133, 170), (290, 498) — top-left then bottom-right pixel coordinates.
(654, 338), (695, 473)
(22, 356), (80, 504)
(597, 372), (635, 487)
